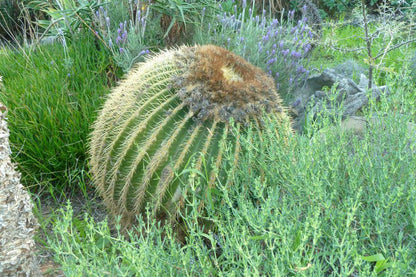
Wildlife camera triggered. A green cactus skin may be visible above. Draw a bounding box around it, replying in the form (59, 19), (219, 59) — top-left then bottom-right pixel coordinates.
(89, 45), (291, 227)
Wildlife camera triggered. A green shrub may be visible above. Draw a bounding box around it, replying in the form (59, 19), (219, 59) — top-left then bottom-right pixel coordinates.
(309, 17), (416, 87)
(316, 0), (415, 17)
(48, 73), (416, 274)
(0, 35), (117, 190)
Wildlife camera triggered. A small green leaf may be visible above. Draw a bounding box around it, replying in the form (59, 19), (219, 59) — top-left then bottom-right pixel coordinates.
(248, 235), (268, 241)
(375, 260), (393, 274)
(361, 253), (386, 262)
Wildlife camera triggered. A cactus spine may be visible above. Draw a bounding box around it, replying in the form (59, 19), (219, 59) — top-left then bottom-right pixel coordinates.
(89, 45), (291, 226)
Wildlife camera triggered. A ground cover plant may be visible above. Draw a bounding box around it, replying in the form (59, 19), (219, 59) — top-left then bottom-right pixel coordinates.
(0, 0), (415, 275)
(48, 83), (416, 274)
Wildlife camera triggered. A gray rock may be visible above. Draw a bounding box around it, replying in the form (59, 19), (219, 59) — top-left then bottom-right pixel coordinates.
(291, 62), (389, 132)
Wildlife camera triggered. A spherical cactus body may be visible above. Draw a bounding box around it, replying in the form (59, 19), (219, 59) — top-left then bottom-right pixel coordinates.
(89, 45), (291, 227)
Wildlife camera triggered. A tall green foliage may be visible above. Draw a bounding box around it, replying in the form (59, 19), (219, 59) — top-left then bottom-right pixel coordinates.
(0, 35), (116, 189)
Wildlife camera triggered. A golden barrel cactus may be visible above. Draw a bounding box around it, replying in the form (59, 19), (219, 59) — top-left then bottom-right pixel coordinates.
(89, 45), (291, 226)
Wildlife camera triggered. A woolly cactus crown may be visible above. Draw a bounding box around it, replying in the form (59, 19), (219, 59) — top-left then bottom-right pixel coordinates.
(89, 45), (290, 227)
(174, 45), (284, 123)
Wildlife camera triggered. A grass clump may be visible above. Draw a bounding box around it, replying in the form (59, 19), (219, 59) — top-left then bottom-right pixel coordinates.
(0, 35), (118, 190)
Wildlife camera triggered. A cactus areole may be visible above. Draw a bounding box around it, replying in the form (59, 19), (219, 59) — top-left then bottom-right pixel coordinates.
(89, 45), (290, 226)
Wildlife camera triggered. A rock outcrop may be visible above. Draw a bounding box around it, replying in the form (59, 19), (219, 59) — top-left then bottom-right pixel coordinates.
(291, 61), (389, 132)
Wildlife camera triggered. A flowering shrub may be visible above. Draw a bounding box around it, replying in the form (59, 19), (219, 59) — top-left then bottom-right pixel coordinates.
(193, 0), (314, 97)
(93, 2), (153, 71)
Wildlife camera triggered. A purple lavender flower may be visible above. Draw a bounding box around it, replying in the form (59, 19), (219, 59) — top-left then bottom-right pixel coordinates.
(297, 66), (305, 73)
(300, 26), (306, 33)
(293, 98), (301, 107)
(291, 50), (301, 58)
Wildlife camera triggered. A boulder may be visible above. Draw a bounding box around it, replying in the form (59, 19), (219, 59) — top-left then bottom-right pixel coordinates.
(291, 62), (389, 132)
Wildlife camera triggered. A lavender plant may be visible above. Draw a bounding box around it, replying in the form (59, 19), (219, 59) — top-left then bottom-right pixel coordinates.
(93, 2), (153, 71)
(193, 0), (314, 97)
